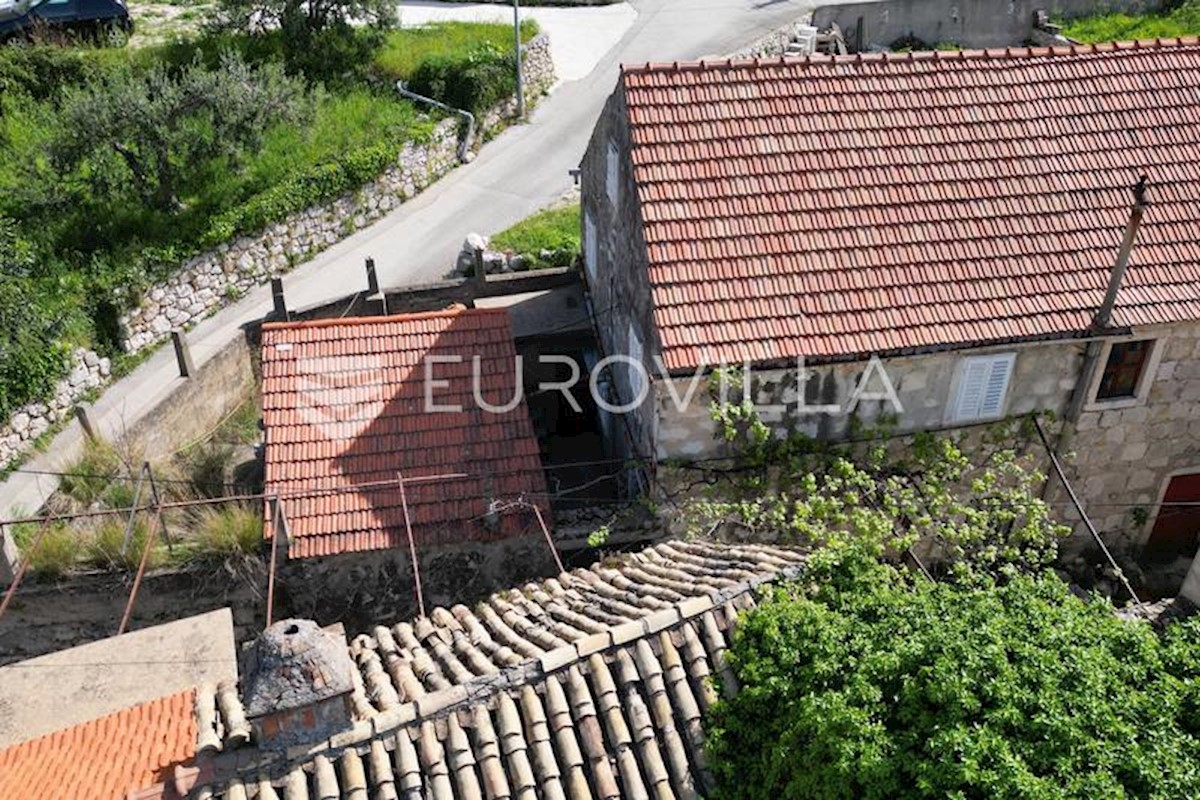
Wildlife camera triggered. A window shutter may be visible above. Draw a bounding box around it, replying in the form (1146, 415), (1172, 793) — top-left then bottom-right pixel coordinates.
(584, 212), (597, 285)
(979, 355), (1014, 418)
(606, 141), (620, 207)
(954, 353), (1014, 422)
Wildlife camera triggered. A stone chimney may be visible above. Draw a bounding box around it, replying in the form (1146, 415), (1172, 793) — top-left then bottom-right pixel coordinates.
(239, 619), (355, 750)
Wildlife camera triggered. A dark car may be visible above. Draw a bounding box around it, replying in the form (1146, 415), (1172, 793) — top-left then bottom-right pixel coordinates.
(0, 0), (131, 43)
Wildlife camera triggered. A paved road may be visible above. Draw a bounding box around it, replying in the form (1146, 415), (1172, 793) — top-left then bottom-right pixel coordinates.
(1, 0), (815, 518)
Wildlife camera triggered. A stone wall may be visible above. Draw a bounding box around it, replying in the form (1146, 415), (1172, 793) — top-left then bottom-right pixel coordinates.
(118, 34), (556, 354)
(653, 338), (1082, 460)
(0, 349), (111, 471)
(1053, 321), (1200, 558)
(812, 0), (1161, 50)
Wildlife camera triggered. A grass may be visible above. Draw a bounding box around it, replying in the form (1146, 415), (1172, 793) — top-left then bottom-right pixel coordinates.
(1060, 1), (1200, 42)
(373, 19), (539, 80)
(192, 504), (263, 558)
(491, 201), (581, 269)
(57, 439), (127, 506)
(24, 523), (83, 579)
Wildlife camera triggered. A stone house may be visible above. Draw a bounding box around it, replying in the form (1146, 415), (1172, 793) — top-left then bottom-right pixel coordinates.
(578, 39), (1200, 558)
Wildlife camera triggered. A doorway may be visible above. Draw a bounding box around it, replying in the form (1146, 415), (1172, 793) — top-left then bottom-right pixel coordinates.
(1143, 471), (1200, 562)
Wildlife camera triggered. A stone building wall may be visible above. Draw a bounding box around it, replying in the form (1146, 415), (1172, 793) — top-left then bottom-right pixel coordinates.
(0, 349), (111, 470)
(1052, 321), (1200, 555)
(579, 82), (659, 465)
(653, 339), (1082, 459)
(118, 34), (556, 354)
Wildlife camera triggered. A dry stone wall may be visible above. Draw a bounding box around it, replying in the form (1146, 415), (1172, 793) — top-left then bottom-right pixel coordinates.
(0, 349), (110, 470)
(118, 34), (555, 354)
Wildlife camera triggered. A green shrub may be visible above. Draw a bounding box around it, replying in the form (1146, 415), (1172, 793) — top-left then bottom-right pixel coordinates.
(57, 439), (126, 506)
(492, 202), (580, 268)
(407, 43), (515, 113)
(26, 523), (82, 578)
(86, 518), (155, 570)
(194, 504), (263, 557)
(372, 20), (538, 81)
(183, 441), (236, 498)
(1061, 1), (1200, 42)
(707, 556), (1200, 799)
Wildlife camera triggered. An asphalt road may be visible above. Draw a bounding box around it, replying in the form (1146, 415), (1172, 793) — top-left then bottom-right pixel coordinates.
(1, 0), (816, 516)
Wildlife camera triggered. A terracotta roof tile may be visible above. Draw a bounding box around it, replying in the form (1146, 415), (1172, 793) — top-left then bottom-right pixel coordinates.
(260, 309), (549, 558)
(0, 689), (197, 800)
(618, 39), (1200, 369)
(187, 541), (807, 799)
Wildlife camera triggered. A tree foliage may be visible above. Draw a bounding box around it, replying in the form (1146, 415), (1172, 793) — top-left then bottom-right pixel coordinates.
(0, 218), (69, 419)
(678, 387), (1068, 585)
(51, 52), (309, 213)
(707, 553), (1200, 799)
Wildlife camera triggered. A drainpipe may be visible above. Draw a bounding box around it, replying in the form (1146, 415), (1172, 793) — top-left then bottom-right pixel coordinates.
(1065, 176), (1150, 424)
(395, 81), (476, 164)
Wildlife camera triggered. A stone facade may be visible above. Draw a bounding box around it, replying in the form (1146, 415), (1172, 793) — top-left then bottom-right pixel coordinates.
(1053, 321), (1200, 555)
(118, 34), (556, 354)
(0, 348), (111, 470)
(579, 82), (660, 467)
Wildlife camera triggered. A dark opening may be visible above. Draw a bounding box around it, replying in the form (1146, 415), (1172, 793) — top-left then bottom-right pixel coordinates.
(1096, 340), (1152, 400)
(284, 623), (300, 635)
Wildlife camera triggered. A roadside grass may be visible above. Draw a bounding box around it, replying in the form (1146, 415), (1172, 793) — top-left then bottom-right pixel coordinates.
(192, 504), (263, 558)
(1060, 1), (1200, 41)
(492, 201), (580, 268)
(374, 19), (539, 80)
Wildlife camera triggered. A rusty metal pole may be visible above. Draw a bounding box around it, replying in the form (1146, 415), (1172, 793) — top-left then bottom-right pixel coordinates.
(119, 465), (148, 557)
(396, 472), (426, 618)
(118, 506), (163, 635)
(265, 496), (284, 628)
(529, 502), (564, 574)
(0, 519), (53, 623)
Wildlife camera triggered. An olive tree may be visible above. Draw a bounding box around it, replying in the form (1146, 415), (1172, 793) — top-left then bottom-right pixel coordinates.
(52, 53), (309, 213)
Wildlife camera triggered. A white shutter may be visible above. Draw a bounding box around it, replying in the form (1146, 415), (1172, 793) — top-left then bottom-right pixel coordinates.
(953, 353), (1015, 422)
(584, 212), (597, 285)
(606, 141), (620, 207)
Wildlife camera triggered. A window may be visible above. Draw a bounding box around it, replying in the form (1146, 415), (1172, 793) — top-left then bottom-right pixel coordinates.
(952, 353), (1015, 422)
(606, 141), (619, 207)
(1096, 340), (1153, 401)
(584, 212), (597, 286)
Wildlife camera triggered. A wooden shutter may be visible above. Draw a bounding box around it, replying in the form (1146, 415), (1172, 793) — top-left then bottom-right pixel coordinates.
(954, 353), (1015, 422)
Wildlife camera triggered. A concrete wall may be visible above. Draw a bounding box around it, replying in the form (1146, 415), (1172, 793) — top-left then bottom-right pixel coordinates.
(654, 338), (1082, 459)
(812, 0), (1161, 50)
(121, 333), (256, 462)
(579, 84), (659, 465)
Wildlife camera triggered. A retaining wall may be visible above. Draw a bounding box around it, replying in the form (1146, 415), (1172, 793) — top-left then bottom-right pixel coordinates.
(812, 0), (1161, 50)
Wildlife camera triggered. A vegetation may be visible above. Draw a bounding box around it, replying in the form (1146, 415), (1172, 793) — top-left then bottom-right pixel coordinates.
(193, 503), (263, 557)
(491, 201), (580, 269)
(707, 549), (1200, 799)
(0, 19), (533, 422)
(1061, 1), (1200, 42)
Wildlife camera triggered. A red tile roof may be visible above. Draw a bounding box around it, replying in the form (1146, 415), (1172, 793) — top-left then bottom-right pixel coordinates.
(620, 39), (1200, 371)
(0, 689), (196, 800)
(260, 309), (549, 559)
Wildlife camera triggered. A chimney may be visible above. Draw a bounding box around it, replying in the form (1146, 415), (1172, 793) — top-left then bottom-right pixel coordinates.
(1093, 175), (1150, 331)
(239, 619), (356, 750)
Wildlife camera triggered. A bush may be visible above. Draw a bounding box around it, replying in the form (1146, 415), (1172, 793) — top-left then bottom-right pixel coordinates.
(407, 44), (515, 113)
(57, 439), (126, 507)
(183, 442), (236, 498)
(194, 504), (263, 557)
(86, 518), (155, 570)
(25, 523), (82, 578)
(707, 557), (1200, 799)
(52, 51), (310, 213)
(1061, 1), (1200, 42)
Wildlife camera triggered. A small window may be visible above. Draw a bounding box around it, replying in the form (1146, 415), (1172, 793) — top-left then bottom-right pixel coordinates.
(1096, 340), (1153, 401)
(584, 212), (597, 285)
(606, 141), (619, 207)
(953, 353), (1015, 422)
